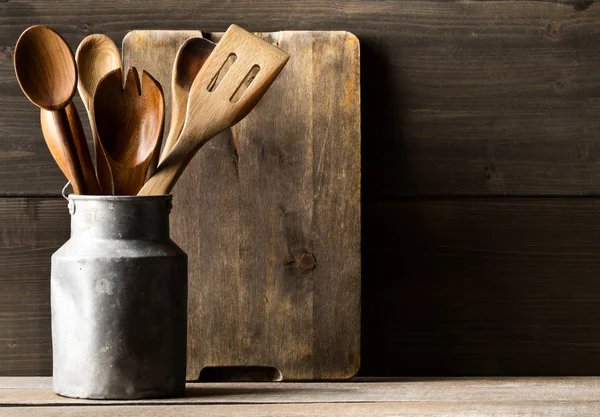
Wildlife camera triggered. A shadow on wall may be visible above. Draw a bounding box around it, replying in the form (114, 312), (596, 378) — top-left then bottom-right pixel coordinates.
(359, 37), (410, 376)
(357, 31), (600, 377)
(359, 196), (600, 376)
(359, 37), (410, 202)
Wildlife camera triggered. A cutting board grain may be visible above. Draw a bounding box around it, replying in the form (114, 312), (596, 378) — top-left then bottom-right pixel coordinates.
(123, 30), (361, 380)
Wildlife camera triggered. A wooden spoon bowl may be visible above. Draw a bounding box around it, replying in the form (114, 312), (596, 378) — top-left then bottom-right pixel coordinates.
(14, 25), (77, 110)
(76, 34), (122, 111)
(94, 67), (164, 195)
(14, 25), (101, 195)
(76, 34), (122, 194)
(160, 37), (215, 162)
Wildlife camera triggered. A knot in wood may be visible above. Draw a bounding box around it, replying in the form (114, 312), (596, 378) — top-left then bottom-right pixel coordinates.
(299, 253), (316, 270)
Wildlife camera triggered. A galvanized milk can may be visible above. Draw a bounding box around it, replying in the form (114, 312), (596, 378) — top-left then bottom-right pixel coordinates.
(51, 195), (187, 399)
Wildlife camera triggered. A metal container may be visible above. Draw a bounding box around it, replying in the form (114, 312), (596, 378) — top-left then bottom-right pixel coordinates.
(51, 195), (187, 399)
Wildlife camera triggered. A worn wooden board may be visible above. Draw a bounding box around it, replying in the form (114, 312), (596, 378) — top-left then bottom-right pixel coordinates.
(0, 404), (414, 417)
(2, 402), (600, 417)
(123, 30), (361, 380)
(0, 198), (69, 376)
(7, 377), (600, 405)
(3, 378), (600, 416)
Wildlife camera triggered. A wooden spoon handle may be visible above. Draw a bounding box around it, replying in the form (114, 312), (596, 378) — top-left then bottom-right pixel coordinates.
(65, 103), (102, 195)
(51, 107), (87, 194)
(40, 109), (69, 180)
(110, 152), (155, 196)
(91, 108), (114, 195)
(138, 130), (208, 195)
(159, 93), (186, 164)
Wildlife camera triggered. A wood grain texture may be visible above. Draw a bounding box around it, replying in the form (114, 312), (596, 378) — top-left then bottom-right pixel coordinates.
(13, 26), (95, 195)
(5, 0), (600, 379)
(160, 37), (214, 162)
(75, 33), (122, 195)
(4, 378), (600, 416)
(138, 25), (289, 195)
(7, 377), (600, 405)
(122, 30), (204, 143)
(40, 106), (72, 184)
(94, 67), (164, 195)
(0, 199), (69, 376)
(2, 1), (600, 196)
(1, 402), (600, 417)
(0, 404), (407, 417)
(13, 26), (76, 111)
(362, 198), (600, 376)
(63, 102), (101, 195)
(125, 30), (360, 380)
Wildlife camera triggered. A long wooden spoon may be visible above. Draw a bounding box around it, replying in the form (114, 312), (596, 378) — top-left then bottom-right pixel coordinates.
(14, 25), (99, 195)
(76, 34), (122, 194)
(159, 37), (215, 163)
(94, 67), (164, 195)
(138, 24), (289, 196)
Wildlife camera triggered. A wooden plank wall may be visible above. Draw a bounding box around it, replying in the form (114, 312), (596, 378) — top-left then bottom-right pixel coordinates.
(1, 0), (600, 376)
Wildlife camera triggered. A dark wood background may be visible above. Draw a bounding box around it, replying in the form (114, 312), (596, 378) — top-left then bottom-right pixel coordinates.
(2, 0), (600, 376)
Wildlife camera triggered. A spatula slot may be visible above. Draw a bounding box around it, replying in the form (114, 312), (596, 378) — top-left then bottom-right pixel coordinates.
(207, 53), (237, 92)
(230, 65), (261, 103)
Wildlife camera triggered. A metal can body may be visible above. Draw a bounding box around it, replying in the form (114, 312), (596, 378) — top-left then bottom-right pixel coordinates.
(51, 195), (187, 399)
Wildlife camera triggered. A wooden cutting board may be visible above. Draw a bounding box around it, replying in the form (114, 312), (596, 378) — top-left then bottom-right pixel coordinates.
(123, 30), (360, 381)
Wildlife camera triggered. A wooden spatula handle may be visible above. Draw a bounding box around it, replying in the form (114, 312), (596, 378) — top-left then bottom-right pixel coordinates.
(138, 24), (289, 196)
(137, 132), (203, 195)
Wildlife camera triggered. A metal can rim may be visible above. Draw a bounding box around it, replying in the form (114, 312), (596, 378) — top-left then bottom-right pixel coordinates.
(66, 194), (172, 202)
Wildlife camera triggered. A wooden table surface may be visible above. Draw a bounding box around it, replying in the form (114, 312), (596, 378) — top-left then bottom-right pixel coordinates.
(2, 377), (600, 416)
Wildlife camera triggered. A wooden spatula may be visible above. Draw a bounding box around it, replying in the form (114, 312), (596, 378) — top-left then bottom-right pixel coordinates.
(138, 24), (289, 195)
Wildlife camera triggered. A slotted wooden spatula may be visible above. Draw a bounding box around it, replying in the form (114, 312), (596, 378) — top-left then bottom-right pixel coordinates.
(138, 24), (289, 195)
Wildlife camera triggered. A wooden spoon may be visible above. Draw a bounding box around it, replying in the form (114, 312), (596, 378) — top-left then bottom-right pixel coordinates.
(14, 25), (100, 195)
(76, 34), (122, 194)
(159, 37), (215, 163)
(40, 102), (102, 195)
(138, 25), (289, 196)
(94, 67), (164, 195)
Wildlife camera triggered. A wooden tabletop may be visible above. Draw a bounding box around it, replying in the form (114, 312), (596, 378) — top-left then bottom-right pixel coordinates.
(2, 377), (600, 416)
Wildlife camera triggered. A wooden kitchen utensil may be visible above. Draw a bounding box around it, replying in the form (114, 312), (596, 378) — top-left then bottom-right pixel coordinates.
(122, 30), (204, 182)
(124, 30), (360, 381)
(93, 67), (164, 195)
(14, 25), (99, 195)
(76, 34), (122, 194)
(40, 102), (102, 195)
(40, 110), (68, 179)
(160, 37), (215, 163)
(138, 24), (289, 196)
